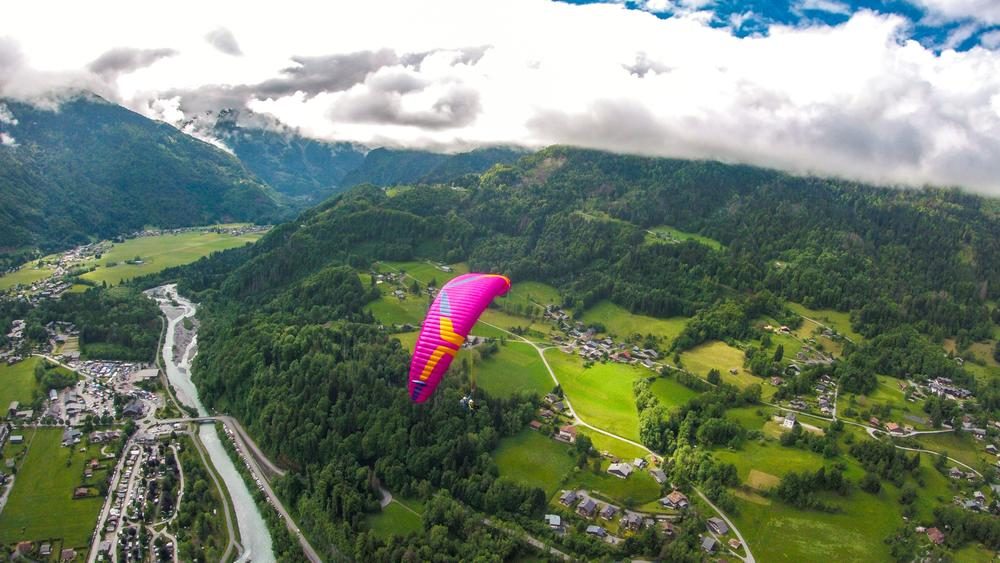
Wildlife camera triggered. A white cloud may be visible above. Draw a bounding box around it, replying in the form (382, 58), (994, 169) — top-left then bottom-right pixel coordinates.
(912, 0), (1000, 25)
(0, 102), (17, 125)
(797, 0), (851, 16)
(980, 29), (1000, 49)
(0, 132), (16, 146)
(0, 1), (1000, 193)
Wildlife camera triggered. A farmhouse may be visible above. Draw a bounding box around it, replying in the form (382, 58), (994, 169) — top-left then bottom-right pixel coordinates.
(559, 490), (578, 506)
(607, 462), (633, 479)
(783, 413), (797, 429)
(701, 537), (718, 553)
(585, 525), (607, 538)
(528, 420), (542, 431)
(650, 469), (667, 484)
(927, 527), (945, 545)
(577, 498), (598, 518)
(600, 503), (619, 520)
(707, 517), (729, 535)
(985, 444), (997, 455)
(621, 512), (643, 531)
(661, 490), (689, 509)
(885, 422), (902, 434)
(729, 538), (742, 550)
(557, 425), (577, 443)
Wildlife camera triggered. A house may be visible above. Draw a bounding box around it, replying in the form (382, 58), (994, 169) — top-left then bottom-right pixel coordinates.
(559, 490), (578, 506)
(10, 435), (23, 444)
(870, 416), (880, 427)
(986, 444), (998, 455)
(783, 413), (797, 429)
(701, 536), (718, 553)
(122, 399), (145, 418)
(40, 543), (52, 556)
(729, 538), (742, 550)
(661, 490), (689, 509)
(600, 504), (619, 520)
(62, 427), (82, 445)
(73, 487), (89, 498)
(585, 525), (607, 538)
(621, 512), (643, 531)
(529, 420), (542, 431)
(707, 517), (729, 535)
(558, 425), (577, 443)
(608, 462), (633, 479)
(949, 466), (964, 479)
(98, 541), (112, 554)
(634, 457), (648, 469)
(577, 498), (598, 518)
(660, 521), (675, 536)
(927, 527), (945, 545)
(49, 389), (58, 401)
(885, 422), (902, 434)
(61, 549), (77, 561)
(7, 401), (18, 417)
(544, 393), (559, 404)
(544, 514), (562, 529)
(552, 401), (565, 412)
(650, 469), (668, 484)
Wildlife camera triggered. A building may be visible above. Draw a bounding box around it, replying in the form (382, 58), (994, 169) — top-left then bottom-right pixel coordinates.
(559, 490), (578, 506)
(701, 537), (718, 553)
(10, 435), (23, 444)
(661, 490), (689, 509)
(783, 413), (797, 429)
(729, 538), (742, 550)
(633, 457), (648, 469)
(585, 525), (606, 538)
(577, 498), (598, 518)
(885, 422), (902, 434)
(122, 399), (145, 418)
(707, 517), (729, 535)
(600, 504), (619, 520)
(650, 469), (667, 484)
(608, 462), (633, 479)
(7, 401), (18, 418)
(558, 425), (577, 443)
(621, 512), (643, 531)
(927, 527), (945, 545)
(529, 420), (542, 431)
(544, 514), (562, 529)
(40, 543), (52, 557)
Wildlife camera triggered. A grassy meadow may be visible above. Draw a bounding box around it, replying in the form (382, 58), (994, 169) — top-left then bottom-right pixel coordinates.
(474, 341), (553, 399)
(543, 351), (644, 442)
(494, 430), (577, 496)
(0, 358), (41, 412)
(580, 300), (687, 346)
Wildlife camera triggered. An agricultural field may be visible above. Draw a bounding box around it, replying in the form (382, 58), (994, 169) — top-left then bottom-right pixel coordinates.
(367, 289), (431, 326)
(580, 300), (687, 346)
(0, 264), (55, 291)
(473, 341), (553, 399)
(648, 376), (700, 411)
(375, 260), (468, 285)
(0, 428), (108, 549)
(543, 351), (644, 442)
(478, 309), (551, 340)
(644, 225), (724, 250)
(495, 281), (561, 312)
(786, 303), (863, 343)
(563, 459), (662, 509)
(586, 432), (649, 461)
(678, 341), (756, 387)
(0, 358), (41, 412)
(80, 228), (265, 286)
(966, 340), (999, 367)
(494, 430), (577, 496)
(838, 375), (931, 430)
(366, 498), (423, 538)
(913, 432), (993, 472)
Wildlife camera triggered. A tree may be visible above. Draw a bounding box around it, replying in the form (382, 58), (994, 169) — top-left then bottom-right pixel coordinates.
(860, 472), (881, 494)
(707, 369), (721, 385)
(773, 344), (784, 363)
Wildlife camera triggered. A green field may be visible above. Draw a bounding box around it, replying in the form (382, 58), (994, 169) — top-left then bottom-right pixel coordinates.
(580, 300), (687, 346)
(648, 376), (699, 411)
(494, 430), (577, 496)
(0, 428), (107, 548)
(645, 225), (724, 250)
(543, 351), (643, 441)
(0, 264), (55, 291)
(564, 459), (662, 508)
(913, 432), (992, 472)
(679, 341), (756, 387)
(496, 281), (561, 311)
(474, 342), (553, 399)
(80, 229), (264, 285)
(786, 303), (863, 343)
(840, 375), (930, 430)
(366, 498), (423, 538)
(367, 290), (431, 326)
(376, 260), (469, 285)
(0, 358), (41, 412)
(587, 433), (650, 461)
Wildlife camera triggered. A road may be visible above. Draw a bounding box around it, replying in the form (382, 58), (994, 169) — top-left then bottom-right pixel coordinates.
(483, 517), (571, 561)
(483, 321), (756, 563)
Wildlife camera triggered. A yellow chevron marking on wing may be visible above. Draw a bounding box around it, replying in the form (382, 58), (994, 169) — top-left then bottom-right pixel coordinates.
(419, 345), (458, 381)
(439, 316), (465, 347)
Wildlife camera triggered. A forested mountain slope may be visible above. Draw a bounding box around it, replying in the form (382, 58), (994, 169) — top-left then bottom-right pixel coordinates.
(340, 146), (526, 188)
(143, 146), (1000, 559)
(0, 94), (282, 254)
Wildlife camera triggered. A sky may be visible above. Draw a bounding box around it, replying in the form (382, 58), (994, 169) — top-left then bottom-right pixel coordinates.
(1, 0), (1000, 193)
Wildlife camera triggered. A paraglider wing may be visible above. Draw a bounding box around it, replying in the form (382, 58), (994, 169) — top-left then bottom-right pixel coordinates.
(408, 273), (511, 403)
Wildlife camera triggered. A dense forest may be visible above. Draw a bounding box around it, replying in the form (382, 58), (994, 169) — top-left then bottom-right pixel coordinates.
(132, 145), (1000, 559)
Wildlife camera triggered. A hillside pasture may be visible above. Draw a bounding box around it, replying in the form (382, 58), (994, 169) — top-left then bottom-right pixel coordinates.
(474, 341), (553, 399)
(580, 300), (687, 347)
(543, 351), (644, 442)
(494, 430), (576, 496)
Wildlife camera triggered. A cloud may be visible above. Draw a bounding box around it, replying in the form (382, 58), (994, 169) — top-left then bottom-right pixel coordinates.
(205, 27), (242, 56)
(0, 102), (17, 125)
(2, 1), (1000, 194)
(912, 0), (1000, 25)
(88, 47), (177, 79)
(796, 0), (851, 16)
(0, 132), (16, 146)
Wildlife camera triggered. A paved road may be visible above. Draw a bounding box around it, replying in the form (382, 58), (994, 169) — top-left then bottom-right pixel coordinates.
(483, 518), (571, 561)
(218, 415), (287, 479)
(482, 321), (756, 563)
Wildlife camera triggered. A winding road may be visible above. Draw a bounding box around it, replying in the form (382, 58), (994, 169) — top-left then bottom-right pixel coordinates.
(482, 321), (757, 563)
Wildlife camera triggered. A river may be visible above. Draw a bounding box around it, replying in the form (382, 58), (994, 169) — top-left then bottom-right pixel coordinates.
(151, 284), (275, 562)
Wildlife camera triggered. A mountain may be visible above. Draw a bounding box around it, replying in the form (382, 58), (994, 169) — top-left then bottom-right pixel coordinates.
(144, 146), (1000, 561)
(0, 94), (283, 255)
(340, 146), (526, 188)
(206, 109), (368, 203)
